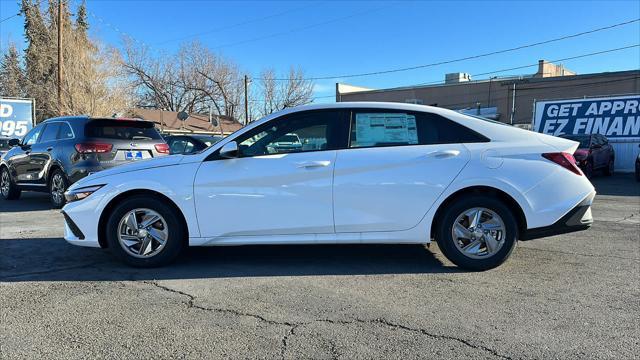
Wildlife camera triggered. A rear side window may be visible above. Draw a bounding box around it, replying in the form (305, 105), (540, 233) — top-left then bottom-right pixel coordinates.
(349, 110), (488, 148)
(40, 123), (61, 143)
(84, 119), (161, 140)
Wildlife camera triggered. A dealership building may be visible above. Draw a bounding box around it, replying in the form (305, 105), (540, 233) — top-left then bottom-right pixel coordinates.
(336, 61), (640, 171)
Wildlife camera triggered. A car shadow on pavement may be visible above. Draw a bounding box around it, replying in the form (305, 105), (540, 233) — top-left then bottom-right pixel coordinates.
(590, 173), (640, 196)
(0, 238), (459, 282)
(0, 192), (53, 213)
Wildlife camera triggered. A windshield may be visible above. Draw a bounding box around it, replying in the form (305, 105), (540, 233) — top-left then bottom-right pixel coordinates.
(85, 119), (162, 140)
(0, 138), (10, 150)
(561, 135), (590, 148)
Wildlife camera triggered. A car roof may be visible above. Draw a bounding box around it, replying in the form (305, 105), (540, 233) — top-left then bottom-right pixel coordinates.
(42, 116), (151, 123)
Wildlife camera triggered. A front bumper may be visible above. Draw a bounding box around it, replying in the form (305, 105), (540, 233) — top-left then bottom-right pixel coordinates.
(521, 191), (595, 240)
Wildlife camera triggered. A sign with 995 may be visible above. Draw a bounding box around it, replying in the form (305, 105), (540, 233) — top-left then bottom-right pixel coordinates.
(0, 98), (35, 138)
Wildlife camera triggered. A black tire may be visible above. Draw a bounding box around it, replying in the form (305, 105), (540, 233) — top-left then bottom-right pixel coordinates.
(635, 165), (640, 182)
(105, 195), (185, 267)
(0, 166), (21, 200)
(584, 161), (594, 179)
(604, 158), (614, 176)
(49, 169), (68, 209)
(435, 195), (518, 271)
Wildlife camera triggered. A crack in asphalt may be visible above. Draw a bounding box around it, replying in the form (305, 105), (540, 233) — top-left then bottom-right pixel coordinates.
(144, 280), (512, 360)
(615, 211), (640, 223)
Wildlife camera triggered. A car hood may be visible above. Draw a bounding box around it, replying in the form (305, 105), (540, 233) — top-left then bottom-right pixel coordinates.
(73, 155), (185, 186)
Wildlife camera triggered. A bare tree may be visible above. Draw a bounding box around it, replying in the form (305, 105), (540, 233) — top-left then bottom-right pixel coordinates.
(257, 66), (314, 117)
(184, 42), (244, 119)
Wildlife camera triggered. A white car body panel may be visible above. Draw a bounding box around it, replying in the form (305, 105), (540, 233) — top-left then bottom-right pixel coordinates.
(62, 102), (595, 250)
(333, 144), (470, 232)
(193, 151), (337, 237)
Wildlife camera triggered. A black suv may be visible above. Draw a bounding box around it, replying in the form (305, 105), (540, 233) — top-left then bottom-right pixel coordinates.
(0, 116), (169, 208)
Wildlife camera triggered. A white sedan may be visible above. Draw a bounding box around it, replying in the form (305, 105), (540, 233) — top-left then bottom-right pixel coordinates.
(62, 102), (595, 270)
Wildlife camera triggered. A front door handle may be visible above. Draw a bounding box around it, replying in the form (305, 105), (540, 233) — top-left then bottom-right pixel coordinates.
(425, 150), (460, 159)
(296, 160), (331, 168)
(46, 147), (53, 152)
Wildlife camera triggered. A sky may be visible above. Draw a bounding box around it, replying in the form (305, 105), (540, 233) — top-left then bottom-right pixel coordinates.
(1, 0), (639, 103)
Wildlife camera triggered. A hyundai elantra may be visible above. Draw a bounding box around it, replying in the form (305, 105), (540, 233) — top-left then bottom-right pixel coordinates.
(61, 102), (595, 270)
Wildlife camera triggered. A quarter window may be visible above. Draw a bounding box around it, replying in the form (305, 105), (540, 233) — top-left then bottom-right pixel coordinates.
(58, 123), (74, 139)
(349, 110), (488, 148)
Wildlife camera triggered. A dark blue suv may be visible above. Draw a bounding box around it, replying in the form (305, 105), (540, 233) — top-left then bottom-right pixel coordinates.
(0, 116), (169, 208)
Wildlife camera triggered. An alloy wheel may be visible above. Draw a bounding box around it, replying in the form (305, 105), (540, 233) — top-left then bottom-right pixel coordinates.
(1, 170), (9, 197)
(117, 208), (169, 258)
(51, 174), (65, 205)
(451, 207), (506, 259)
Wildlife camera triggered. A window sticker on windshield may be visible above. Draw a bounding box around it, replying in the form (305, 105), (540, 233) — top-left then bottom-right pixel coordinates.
(353, 113), (418, 147)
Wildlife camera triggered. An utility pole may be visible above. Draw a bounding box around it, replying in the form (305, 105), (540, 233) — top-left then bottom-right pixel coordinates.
(244, 75), (249, 125)
(57, 0), (63, 115)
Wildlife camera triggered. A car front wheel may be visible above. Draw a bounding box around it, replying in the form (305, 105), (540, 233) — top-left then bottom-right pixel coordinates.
(105, 195), (185, 267)
(0, 167), (21, 200)
(435, 195), (518, 271)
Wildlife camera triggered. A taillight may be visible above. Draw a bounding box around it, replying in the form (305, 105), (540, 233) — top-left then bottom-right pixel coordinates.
(155, 143), (170, 154)
(75, 143), (113, 153)
(542, 152), (583, 176)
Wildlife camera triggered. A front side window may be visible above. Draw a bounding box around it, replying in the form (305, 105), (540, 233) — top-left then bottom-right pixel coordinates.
(349, 110), (488, 148)
(22, 125), (43, 146)
(236, 110), (347, 157)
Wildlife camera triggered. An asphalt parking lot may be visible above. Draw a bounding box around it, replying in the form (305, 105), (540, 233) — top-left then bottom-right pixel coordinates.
(1, 174), (638, 359)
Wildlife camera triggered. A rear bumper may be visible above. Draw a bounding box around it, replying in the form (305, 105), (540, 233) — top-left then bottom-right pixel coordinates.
(520, 191), (595, 240)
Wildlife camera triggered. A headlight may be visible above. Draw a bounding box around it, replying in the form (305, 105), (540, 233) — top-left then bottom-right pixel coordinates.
(64, 185), (104, 203)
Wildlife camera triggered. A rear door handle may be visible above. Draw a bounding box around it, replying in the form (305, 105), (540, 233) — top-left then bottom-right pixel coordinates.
(46, 147), (53, 152)
(425, 150), (460, 159)
(296, 160), (331, 168)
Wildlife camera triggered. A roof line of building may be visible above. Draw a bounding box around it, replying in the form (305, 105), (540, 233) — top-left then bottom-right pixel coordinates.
(338, 69), (640, 96)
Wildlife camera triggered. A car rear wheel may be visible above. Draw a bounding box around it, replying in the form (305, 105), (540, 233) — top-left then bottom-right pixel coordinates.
(49, 170), (68, 208)
(584, 161), (594, 179)
(105, 196), (185, 267)
(435, 195), (518, 271)
(604, 159), (614, 176)
(0, 167), (21, 200)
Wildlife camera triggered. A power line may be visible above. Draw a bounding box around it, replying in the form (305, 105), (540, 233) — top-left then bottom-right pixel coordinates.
(154, 3), (318, 46)
(336, 44), (640, 94)
(211, 4), (394, 50)
(0, 13), (19, 24)
(270, 18), (640, 81)
(411, 44), (640, 88)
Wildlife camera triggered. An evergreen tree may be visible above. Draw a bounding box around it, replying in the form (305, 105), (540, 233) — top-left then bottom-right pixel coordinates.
(0, 44), (26, 97)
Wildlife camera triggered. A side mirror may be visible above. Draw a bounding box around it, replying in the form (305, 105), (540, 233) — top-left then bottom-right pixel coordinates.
(219, 141), (239, 158)
(8, 138), (20, 147)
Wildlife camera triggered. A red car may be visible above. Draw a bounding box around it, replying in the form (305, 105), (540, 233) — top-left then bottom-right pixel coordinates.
(561, 134), (615, 178)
